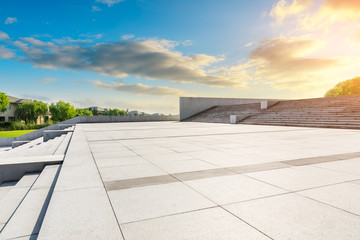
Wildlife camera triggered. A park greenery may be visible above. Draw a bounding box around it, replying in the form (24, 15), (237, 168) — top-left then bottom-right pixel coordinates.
(76, 108), (93, 116)
(0, 92), (10, 113)
(0, 92), (130, 131)
(325, 77), (360, 97)
(15, 100), (48, 124)
(105, 108), (127, 116)
(49, 101), (77, 122)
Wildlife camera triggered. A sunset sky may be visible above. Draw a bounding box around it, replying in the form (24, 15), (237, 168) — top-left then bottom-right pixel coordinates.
(1, 0), (359, 114)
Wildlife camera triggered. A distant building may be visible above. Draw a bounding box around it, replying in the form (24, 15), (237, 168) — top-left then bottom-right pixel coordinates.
(127, 110), (140, 116)
(89, 106), (108, 112)
(0, 95), (50, 124)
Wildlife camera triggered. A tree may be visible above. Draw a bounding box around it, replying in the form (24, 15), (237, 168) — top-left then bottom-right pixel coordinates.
(105, 108), (127, 116)
(15, 101), (48, 124)
(76, 108), (93, 116)
(325, 77), (360, 97)
(49, 101), (76, 122)
(0, 92), (10, 113)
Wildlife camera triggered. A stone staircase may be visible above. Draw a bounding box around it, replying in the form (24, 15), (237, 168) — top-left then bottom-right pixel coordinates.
(0, 165), (60, 239)
(241, 95), (360, 129)
(183, 95), (360, 129)
(184, 103), (263, 123)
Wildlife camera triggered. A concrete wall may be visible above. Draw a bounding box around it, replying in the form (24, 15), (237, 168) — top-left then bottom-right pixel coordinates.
(0, 115), (179, 146)
(78, 115), (179, 123)
(179, 97), (283, 120)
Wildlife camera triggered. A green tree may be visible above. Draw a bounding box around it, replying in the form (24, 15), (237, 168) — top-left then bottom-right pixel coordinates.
(105, 108), (127, 116)
(76, 108), (93, 116)
(0, 92), (10, 113)
(325, 77), (360, 97)
(15, 101), (48, 124)
(49, 101), (76, 122)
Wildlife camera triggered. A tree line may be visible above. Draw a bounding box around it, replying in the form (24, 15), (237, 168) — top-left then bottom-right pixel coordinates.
(0, 93), (128, 124)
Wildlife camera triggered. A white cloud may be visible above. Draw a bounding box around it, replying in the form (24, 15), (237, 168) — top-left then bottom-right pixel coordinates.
(91, 6), (102, 12)
(39, 78), (57, 84)
(233, 36), (345, 90)
(90, 80), (187, 97)
(121, 34), (135, 40)
(0, 46), (15, 59)
(52, 37), (93, 44)
(5, 17), (17, 25)
(244, 41), (256, 48)
(12, 37), (247, 88)
(96, 0), (124, 7)
(182, 40), (193, 47)
(0, 32), (9, 40)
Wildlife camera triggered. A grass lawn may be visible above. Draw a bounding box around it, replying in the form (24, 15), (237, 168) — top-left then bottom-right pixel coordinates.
(0, 130), (36, 137)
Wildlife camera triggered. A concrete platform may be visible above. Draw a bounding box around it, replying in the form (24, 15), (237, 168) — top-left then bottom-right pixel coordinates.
(3, 121), (360, 239)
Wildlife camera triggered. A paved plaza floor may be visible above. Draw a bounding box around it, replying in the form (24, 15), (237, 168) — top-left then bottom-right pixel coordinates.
(40, 122), (360, 239)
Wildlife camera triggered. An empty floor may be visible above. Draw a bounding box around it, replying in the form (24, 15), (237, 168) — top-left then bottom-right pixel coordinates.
(5, 121), (360, 240)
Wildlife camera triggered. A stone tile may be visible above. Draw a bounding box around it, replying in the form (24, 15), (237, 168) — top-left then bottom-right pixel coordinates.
(186, 174), (287, 205)
(225, 193), (360, 240)
(0, 182), (16, 202)
(54, 165), (103, 192)
(142, 153), (194, 162)
(121, 207), (269, 240)
(0, 188), (51, 239)
(15, 173), (39, 188)
(31, 165), (60, 190)
(153, 159), (219, 174)
(299, 182), (360, 215)
(105, 175), (178, 191)
(93, 150), (138, 159)
(173, 168), (237, 181)
(108, 182), (215, 223)
(11, 234), (38, 240)
(246, 165), (358, 191)
(353, 180), (360, 185)
(0, 187), (31, 225)
(229, 162), (291, 174)
(99, 163), (167, 181)
(38, 187), (123, 240)
(313, 158), (360, 177)
(95, 156), (148, 168)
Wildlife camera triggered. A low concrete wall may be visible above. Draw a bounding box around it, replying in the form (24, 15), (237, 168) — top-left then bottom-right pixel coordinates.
(179, 97), (283, 120)
(77, 115), (179, 123)
(0, 115), (179, 146)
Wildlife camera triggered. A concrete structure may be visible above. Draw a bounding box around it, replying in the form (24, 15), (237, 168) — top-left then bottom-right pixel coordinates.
(179, 96), (281, 120)
(1, 121), (360, 239)
(184, 95), (360, 129)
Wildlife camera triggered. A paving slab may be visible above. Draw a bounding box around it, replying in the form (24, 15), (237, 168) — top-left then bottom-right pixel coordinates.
(108, 182), (216, 223)
(299, 182), (360, 215)
(246, 165), (359, 191)
(121, 207), (269, 240)
(54, 164), (103, 191)
(0, 188), (51, 239)
(153, 159), (219, 174)
(313, 158), (360, 177)
(94, 156), (148, 168)
(38, 187), (123, 240)
(99, 163), (167, 182)
(225, 193), (360, 240)
(185, 174), (287, 205)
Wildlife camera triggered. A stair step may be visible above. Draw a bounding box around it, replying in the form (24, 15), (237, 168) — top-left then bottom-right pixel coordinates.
(0, 173), (40, 232)
(0, 165), (60, 239)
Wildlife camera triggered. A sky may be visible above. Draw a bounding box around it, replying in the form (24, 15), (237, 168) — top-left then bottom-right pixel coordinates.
(0, 0), (359, 114)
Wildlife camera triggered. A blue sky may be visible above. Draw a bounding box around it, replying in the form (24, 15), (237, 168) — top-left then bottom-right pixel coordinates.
(1, 0), (359, 114)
